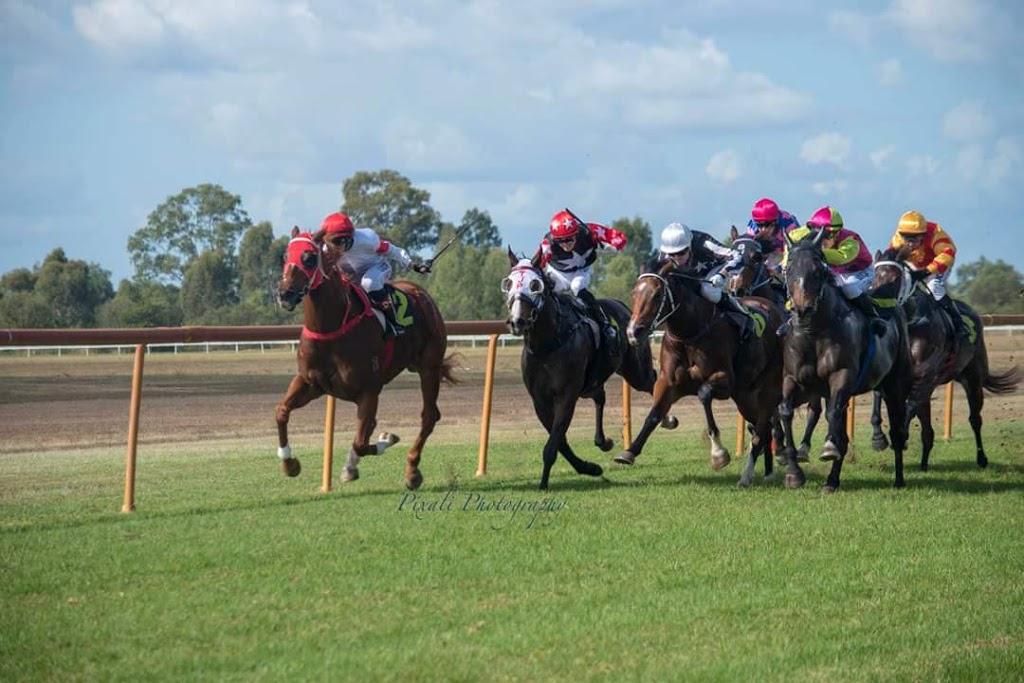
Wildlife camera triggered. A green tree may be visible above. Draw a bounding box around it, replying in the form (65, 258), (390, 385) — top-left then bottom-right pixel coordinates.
(237, 221), (285, 305)
(98, 280), (184, 328)
(33, 248), (114, 327)
(950, 257), (1024, 314)
(127, 184), (252, 285)
(593, 252), (638, 305)
(0, 267), (36, 293)
(425, 226), (479, 320)
(179, 250), (238, 322)
(0, 291), (53, 327)
(342, 170), (439, 252)
(610, 216), (655, 271)
(479, 247), (514, 319)
(458, 208), (501, 249)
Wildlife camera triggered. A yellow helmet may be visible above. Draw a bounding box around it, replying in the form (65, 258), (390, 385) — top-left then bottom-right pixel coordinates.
(897, 210), (927, 235)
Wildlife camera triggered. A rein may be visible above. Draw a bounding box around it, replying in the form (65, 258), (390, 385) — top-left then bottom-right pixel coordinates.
(301, 280), (375, 341)
(637, 270), (719, 342)
(873, 259), (914, 306)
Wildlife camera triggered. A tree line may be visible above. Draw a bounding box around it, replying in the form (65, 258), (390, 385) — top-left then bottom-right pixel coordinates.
(1, 169), (1022, 328)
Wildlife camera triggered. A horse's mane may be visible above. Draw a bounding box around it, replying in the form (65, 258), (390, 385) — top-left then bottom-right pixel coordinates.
(878, 243), (914, 262)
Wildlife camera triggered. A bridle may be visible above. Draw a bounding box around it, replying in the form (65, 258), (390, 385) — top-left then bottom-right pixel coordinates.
(786, 248), (828, 318)
(635, 269), (705, 330)
(283, 235), (329, 300)
(502, 264), (547, 330)
(731, 238), (773, 295)
(873, 259), (915, 306)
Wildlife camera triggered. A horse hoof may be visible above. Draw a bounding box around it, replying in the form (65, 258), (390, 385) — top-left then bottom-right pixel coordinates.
(281, 458), (301, 477)
(871, 435), (889, 452)
(613, 451), (636, 466)
(919, 463), (929, 472)
(586, 463), (604, 477)
(710, 452), (730, 471)
(738, 476), (752, 488)
(380, 432), (400, 446)
(977, 456), (989, 469)
(784, 472), (805, 489)
(660, 415), (679, 430)
(775, 454), (787, 466)
(596, 437), (614, 453)
(895, 479), (906, 489)
(340, 467), (359, 483)
(796, 447), (810, 463)
(405, 470), (423, 490)
(821, 485), (838, 495)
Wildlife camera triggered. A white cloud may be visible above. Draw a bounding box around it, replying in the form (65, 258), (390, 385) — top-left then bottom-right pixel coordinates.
(957, 137), (1022, 187)
(705, 149), (741, 183)
(870, 145), (897, 170)
(943, 101), (994, 142)
(800, 133), (853, 168)
(828, 10), (877, 48)
(72, 0), (166, 56)
(886, 0), (1010, 64)
(989, 137), (1022, 185)
(810, 180), (849, 196)
(382, 120), (478, 171)
(878, 59), (903, 87)
(906, 154), (940, 176)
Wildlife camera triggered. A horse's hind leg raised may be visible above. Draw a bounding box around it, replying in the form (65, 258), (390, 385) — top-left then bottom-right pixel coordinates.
(275, 375), (325, 477)
(590, 386), (614, 452)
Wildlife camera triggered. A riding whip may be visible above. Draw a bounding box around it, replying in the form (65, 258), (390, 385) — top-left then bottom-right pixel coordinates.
(424, 222), (473, 269)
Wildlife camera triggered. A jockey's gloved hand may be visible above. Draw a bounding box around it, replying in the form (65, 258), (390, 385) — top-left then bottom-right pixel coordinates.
(708, 273), (726, 288)
(412, 262), (432, 275)
(910, 268), (930, 282)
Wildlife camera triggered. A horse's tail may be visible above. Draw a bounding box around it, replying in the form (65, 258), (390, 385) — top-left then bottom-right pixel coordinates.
(983, 365), (1020, 396)
(440, 353), (462, 386)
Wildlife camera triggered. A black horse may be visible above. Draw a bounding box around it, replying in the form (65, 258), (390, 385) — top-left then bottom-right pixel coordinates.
(779, 229), (916, 491)
(727, 229), (822, 465)
(869, 246), (1020, 470)
(502, 249), (676, 489)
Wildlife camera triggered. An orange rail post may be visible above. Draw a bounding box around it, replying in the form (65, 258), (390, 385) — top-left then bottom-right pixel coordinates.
(735, 414), (746, 457)
(121, 344), (146, 513)
(322, 395), (336, 492)
(476, 334), (500, 477)
(622, 380), (632, 446)
(943, 382), (954, 440)
(847, 397), (856, 442)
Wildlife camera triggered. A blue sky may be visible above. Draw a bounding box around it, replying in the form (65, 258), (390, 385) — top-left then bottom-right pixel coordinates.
(2, 0), (1022, 284)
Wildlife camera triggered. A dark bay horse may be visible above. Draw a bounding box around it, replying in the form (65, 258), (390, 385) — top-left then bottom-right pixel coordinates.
(727, 229), (822, 464)
(869, 246), (1020, 470)
(779, 230), (915, 491)
(502, 250), (676, 489)
(276, 228), (458, 490)
(618, 258), (785, 487)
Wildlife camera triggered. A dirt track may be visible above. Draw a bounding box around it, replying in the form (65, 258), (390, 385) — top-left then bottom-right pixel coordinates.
(0, 335), (1020, 454)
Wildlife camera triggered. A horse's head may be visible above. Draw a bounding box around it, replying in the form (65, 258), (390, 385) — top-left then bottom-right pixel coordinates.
(278, 226), (327, 311)
(627, 257), (675, 346)
(783, 228), (829, 318)
(872, 245), (915, 306)
(501, 248), (549, 336)
(727, 236), (764, 296)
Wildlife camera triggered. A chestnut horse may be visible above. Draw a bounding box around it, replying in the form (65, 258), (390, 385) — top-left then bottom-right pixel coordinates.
(502, 250), (677, 489)
(869, 246), (1020, 470)
(779, 230), (914, 491)
(726, 230), (822, 465)
(618, 258), (785, 487)
(275, 228), (458, 489)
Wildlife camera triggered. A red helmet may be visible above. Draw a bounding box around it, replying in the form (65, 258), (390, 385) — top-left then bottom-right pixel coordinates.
(751, 198), (780, 223)
(321, 212), (354, 236)
(549, 210), (580, 240)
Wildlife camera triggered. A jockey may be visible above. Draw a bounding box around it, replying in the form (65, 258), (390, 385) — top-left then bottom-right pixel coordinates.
(745, 197), (800, 276)
(532, 209), (627, 350)
(779, 206), (886, 337)
(319, 212), (430, 336)
(890, 210), (969, 340)
(659, 222), (753, 339)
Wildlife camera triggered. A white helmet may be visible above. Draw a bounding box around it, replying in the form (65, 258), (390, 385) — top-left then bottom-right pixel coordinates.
(660, 222), (692, 254)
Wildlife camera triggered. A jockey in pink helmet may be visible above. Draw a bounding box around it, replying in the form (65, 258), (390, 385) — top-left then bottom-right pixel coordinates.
(745, 198), (800, 276)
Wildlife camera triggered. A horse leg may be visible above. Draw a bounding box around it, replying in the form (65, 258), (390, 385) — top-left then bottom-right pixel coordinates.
(341, 392), (401, 485)
(619, 347), (678, 430)
(821, 381), (853, 493)
(738, 410), (773, 488)
(590, 386), (614, 452)
(614, 376), (681, 465)
(698, 380), (730, 470)
(917, 399), (934, 471)
(870, 390), (889, 452)
(779, 379), (805, 489)
(960, 370), (988, 468)
(402, 366), (443, 491)
(796, 396), (822, 463)
(882, 390), (908, 488)
(275, 375), (324, 478)
(535, 396), (592, 489)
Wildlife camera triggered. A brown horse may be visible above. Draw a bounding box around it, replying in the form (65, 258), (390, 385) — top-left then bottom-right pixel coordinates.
(869, 246), (1020, 470)
(727, 229), (822, 465)
(779, 230), (915, 492)
(275, 227), (458, 489)
(502, 250), (677, 489)
(617, 258), (785, 487)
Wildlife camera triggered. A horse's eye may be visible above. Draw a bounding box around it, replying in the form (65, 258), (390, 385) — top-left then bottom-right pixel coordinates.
(528, 279), (544, 293)
(301, 252), (316, 268)
(500, 278), (512, 294)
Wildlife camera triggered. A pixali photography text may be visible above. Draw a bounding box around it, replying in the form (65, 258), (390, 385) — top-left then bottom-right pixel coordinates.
(397, 486), (568, 529)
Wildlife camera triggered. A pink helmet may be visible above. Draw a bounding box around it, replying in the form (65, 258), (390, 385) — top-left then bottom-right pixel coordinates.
(807, 206), (844, 234)
(751, 198), (780, 223)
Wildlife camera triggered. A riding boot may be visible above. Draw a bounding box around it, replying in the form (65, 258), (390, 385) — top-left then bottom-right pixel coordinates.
(938, 295), (970, 341)
(578, 289), (618, 355)
(850, 293), (887, 338)
(719, 294), (753, 342)
(369, 289), (402, 337)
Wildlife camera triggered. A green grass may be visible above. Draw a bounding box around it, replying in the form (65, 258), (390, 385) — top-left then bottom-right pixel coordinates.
(2, 421), (1024, 682)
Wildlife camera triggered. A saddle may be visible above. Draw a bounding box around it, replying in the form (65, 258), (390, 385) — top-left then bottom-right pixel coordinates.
(369, 284), (418, 337)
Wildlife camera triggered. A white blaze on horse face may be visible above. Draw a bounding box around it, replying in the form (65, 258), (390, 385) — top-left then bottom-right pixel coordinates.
(505, 263), (543, 324)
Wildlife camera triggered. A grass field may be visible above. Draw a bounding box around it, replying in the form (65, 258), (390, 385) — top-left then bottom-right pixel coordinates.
(1, 339), (1022, 681)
